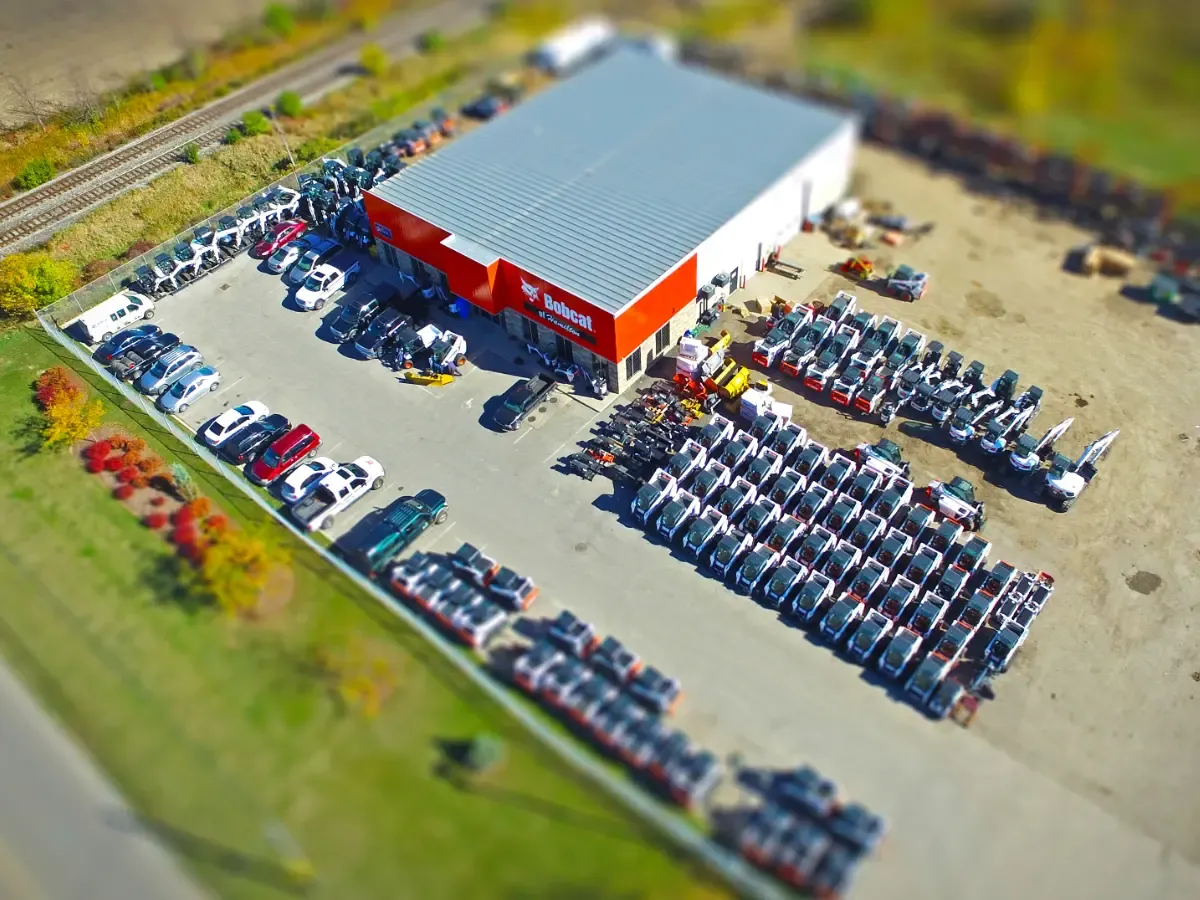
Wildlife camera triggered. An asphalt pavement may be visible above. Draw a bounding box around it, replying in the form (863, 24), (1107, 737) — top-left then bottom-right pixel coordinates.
(136, 252), (1200, 900)
(0, 657), (209, 900)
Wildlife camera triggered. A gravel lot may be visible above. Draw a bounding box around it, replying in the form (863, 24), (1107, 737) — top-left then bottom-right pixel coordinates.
(142, 142), (1200, 900)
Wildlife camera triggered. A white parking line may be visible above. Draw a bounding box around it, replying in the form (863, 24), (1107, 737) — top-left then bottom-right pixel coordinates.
(208, 376), (245, 401)
(574, 409), (602, 436)
(429, 521), (457, 548)
(542, 441), (567, 465)
(512, 428), (532, 445)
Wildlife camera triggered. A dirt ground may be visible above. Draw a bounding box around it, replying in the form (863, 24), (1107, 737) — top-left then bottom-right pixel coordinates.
(713, 143), (1200, 866)
(0, 0), (283, 121)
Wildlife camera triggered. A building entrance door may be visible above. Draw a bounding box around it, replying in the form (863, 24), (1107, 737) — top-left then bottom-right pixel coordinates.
(555, 334), (574, 364)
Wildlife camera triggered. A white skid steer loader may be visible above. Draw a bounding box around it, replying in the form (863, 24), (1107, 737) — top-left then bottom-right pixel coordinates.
(1041, 429), (1119, 510)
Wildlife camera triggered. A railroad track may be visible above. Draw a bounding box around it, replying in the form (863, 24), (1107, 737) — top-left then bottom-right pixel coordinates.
(0, 0), (490, 254)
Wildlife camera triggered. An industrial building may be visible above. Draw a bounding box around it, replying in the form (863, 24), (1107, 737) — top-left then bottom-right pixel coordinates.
(364, 46), (859, 394)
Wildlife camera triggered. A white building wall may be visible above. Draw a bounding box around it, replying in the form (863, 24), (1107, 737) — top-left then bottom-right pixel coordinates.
(693, 119), (858, 293)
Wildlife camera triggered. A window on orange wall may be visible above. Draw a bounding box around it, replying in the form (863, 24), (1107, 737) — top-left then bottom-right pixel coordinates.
(655, 322), (671, 354)
(625, 348), (642, 380)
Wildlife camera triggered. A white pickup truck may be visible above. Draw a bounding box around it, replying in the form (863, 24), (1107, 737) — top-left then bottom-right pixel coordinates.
(295, 250), (362, 311)
(290, 455), (384, 531)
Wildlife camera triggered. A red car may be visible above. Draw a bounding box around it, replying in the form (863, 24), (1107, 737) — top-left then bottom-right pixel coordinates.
(254, 219), (308, 258)
(247, 424), (321, 485)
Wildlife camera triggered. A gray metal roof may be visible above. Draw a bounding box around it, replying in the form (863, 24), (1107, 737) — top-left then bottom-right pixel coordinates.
(371, 47), (853, 314)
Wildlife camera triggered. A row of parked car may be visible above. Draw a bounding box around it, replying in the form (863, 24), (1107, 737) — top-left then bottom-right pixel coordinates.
(188, 398), (387, 533)
(94, 323), (222, 413)
(627, 409), (1055, 717)
(737, 766), (887, 898)
(510, 612), (721, 811)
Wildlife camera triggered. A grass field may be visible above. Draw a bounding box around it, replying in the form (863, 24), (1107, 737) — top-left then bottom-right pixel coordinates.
(800, 3), (1200, 192)
(0, 325), (730, 900)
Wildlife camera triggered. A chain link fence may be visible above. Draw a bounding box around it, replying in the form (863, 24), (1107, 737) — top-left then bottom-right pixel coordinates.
(35, 306), (791, 900)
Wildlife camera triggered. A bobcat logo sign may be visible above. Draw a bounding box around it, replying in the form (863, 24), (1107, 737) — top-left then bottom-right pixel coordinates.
(520, 276), (596, 344)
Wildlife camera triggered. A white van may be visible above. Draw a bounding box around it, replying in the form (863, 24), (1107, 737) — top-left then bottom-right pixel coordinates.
(66, 290), (156, 344)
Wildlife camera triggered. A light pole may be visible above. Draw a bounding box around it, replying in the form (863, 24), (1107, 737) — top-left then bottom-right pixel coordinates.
(268, 112), (296, 170)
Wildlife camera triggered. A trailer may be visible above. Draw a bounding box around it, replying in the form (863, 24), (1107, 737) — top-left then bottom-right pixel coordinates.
(529, 17), (617, 76)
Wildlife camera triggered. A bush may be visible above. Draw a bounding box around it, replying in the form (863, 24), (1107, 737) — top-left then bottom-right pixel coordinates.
(113, 484), (135, 501)
(295, 136), (339, 163)
(171, 523), (198, 546)
(182, 142), (201, 164)
(297, 0), (335, 21)
(120, 448), (143, 468)
(224, 128), (243, 145)
(86, 457), (106, 474)
(264, 3), (296, 38)
(0, 252), (80, 318)
(174, 506), (195, 526)
(186, 497), (214, 519)
(35, 366), (83, 410)
(359, 43), (389, 77)
(204, 514), (231, 537)
(85, 439), (113, 460)
(179, 540), (209, 566)
(137, 456), (163, 475)
(241, 110), (271, 136)
(183, 48), (207, 80)
(144, 512), (169, 529)
(81, 258), (120, 283)
(276, 90), (304, 118)
(465, 734), (505, 773)
(123, 240), (156, 260)
(41, 394), (105, 450)
(417, 30), (446, 54)
(13, 158), (55, 191)
(150, 495), (166, 507)
(117, 466), (139, 484)
(104, 456), (124, 472)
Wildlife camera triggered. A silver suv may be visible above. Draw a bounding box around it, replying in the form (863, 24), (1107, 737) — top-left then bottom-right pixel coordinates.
(285, 238), (340, 286)
(137, 345), (203, 396)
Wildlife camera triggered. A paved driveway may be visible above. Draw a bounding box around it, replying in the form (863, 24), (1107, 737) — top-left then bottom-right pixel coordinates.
(0, 657), (208, 900)
(143, 251), (1200, 900)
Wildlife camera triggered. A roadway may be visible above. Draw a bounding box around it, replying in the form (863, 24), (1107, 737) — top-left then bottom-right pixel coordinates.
(0, 657), (208, 900)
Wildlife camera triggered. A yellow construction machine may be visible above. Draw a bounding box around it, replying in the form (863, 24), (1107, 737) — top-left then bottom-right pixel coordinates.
(720, 365), (752, 400)
(404, 370), (454, 387)
(707, 329), (732, 356)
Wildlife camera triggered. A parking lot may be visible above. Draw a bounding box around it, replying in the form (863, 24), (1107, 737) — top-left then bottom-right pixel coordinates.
(135, 142), (1200, 900)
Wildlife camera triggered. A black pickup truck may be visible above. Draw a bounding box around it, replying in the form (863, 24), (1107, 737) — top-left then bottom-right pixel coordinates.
(494, 373), (556, 431)
(110, 332), (180, 381)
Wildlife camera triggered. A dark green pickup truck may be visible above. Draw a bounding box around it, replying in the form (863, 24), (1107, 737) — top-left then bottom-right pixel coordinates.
(349, 489), (448, 575)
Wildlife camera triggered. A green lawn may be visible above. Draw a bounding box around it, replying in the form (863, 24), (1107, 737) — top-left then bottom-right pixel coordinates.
(0, 326), (729, 900)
